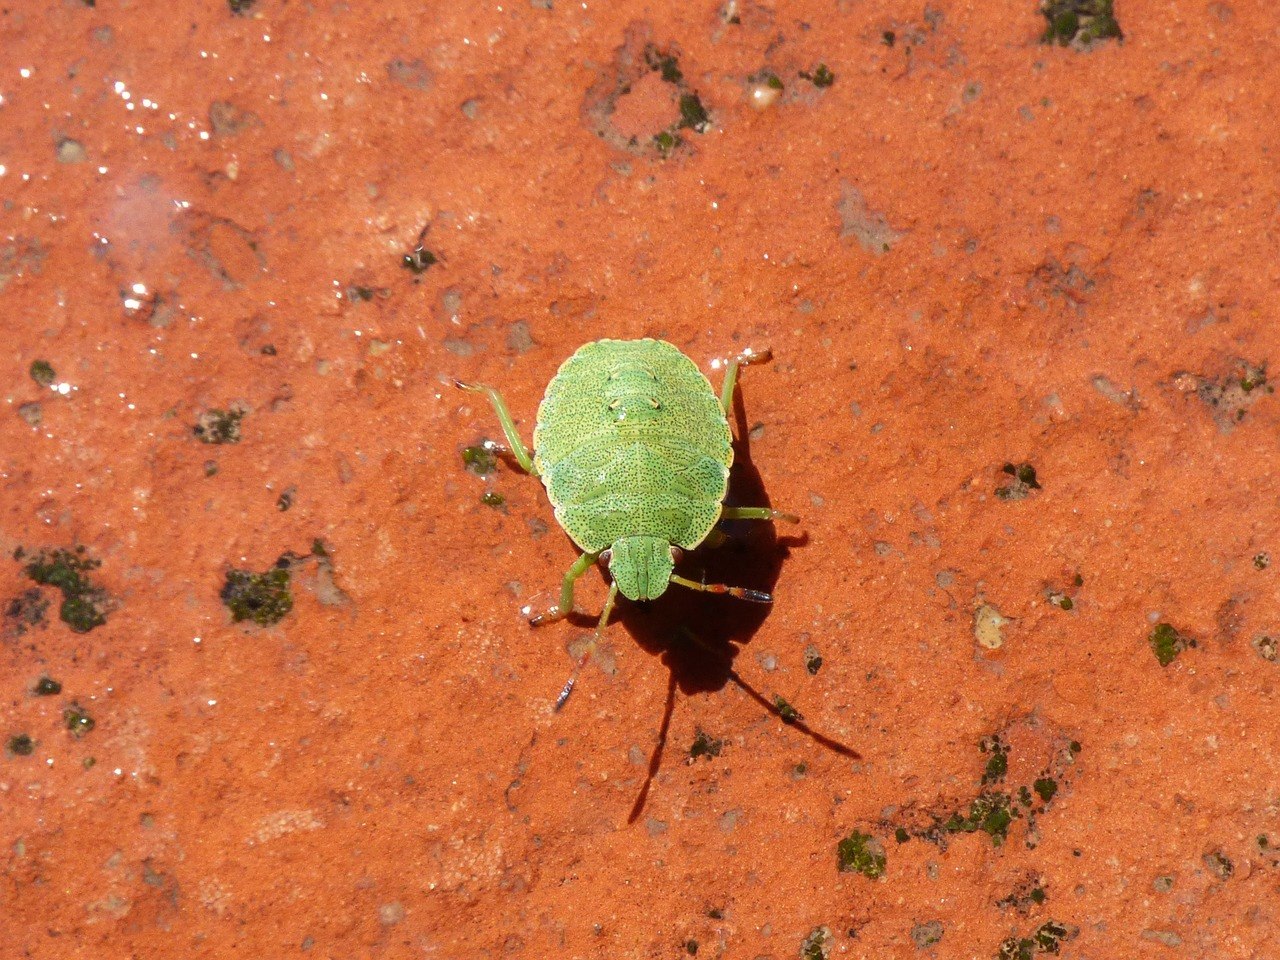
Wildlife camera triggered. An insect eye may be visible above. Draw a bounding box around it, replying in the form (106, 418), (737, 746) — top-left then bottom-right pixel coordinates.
(669, 546), (684, 562)
(599, 549), (612, 565)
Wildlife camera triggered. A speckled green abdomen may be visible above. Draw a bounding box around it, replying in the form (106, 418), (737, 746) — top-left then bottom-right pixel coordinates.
(532, 339), (733, 553)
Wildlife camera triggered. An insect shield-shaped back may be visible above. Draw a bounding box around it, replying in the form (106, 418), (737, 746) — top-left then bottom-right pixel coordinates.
(533, 339), (733, 558)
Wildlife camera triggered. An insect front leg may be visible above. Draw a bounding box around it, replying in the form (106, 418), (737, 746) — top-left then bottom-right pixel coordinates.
(453, 380), (538, 476)
(720, 506), (800, 524)
(718, 346), (773, 416)
(529, 550), (600, 626)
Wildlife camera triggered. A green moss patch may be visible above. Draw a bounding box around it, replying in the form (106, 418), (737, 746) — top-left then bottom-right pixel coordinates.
(689, 729), (724, 760)
(194, 406), (246, 444)
(996, 462), (1041, 501)
(998, 921), (1078, 959)
(462, 444), (498, 476)
(64, 704), (95, 738)
(1149, 622), (1192, 667)
(773, 695), (801, 725)
(1040, 0), (1122, 48)
(837, 830), (886, 878)
(221, 564), (294, 625)
(19, 546), (110, 632)
(29, 359), (56, 386)
(800, 64), (835, 88)
(800, 926), (832, 960)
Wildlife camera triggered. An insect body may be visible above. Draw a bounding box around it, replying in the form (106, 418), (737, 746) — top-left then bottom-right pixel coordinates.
(458, 338), (796, 707)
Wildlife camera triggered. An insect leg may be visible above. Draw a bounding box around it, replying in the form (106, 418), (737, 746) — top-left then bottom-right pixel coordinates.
(554, 580), (620, 712)
(718, 346), (773, 416)
(669, 573), (773, 604)
(529, 550), (600, 625)
(720, 506), (800, 524)
(453, 380), (539, 476)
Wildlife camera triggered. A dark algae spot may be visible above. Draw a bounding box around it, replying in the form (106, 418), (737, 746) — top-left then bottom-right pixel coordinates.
(1253, 635), (1278, 662)
(891, 721), (1077, 852)
(773, 695), (801, 724)
(911, 921), (944, 949)
(462, 445), (498, 476)
(677, 93), (710, 132)
(32, 675), (62, 696)
(402, 246), (439, 273)
(653, 130), (679, 156)
(1202, 849), (1233, 879)
(21, 546), (110, 633)
(981, 735), (1009, 784)
(1149, 622), (1192, 666)
(946, 792), (1014, 845)
(345, 284), (387, 303)
(1045, 574), (1081, 611)
(800, 64), (835, 88)
(800, 926), (832, 960)
(689, 729), (723, 760)
(228, 0), (256, 13)
(1033, 778), (1058, 802)
(644, 47), (683, 84)
(64, 704), (95, 738)
(5, 588), (49, 635)
(1182, 360), (1271, 430)
(1040, 0), (1122, 47)
(1254, 552), (1271, 570)
(997, 877), (1048, 913)
(480, 490), (506, 508)
(998, 921), (1079, 959)
(804, 646), (823, 675)
(749, 70), (784, 91)
(642, 46), (711, 152)
(194, 406), (246, 444)
(7, 734), (35, 757)
(221, 566), (294, 625)
(29, 359), (56, 386)
(996, 462), (1041, 501)
(837, 830), (886, 878)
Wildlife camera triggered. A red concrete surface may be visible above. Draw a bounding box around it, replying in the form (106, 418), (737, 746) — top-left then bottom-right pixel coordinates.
(2, 1), (1278, 957)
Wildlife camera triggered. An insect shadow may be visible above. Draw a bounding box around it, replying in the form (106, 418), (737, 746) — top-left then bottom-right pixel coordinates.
(567, 379), (847, 823)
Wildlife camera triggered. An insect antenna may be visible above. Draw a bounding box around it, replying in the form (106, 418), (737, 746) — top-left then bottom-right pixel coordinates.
(669, 573), (772, 604)
(554, 580), (620, 712)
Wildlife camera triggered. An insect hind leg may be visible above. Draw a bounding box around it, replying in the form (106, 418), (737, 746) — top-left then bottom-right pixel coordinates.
(669, 573), (772, 604)
(720, 505), (799, 524)
(454, 380), (538, 476)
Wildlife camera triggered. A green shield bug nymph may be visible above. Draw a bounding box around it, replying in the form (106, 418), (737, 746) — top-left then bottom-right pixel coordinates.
(457, 338), (797, 708)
